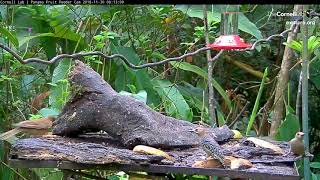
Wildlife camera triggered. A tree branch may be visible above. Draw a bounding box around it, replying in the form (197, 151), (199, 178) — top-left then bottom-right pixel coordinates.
(204, 5), (217, 127)
(238, 23), (298, 52)
(0, 24), (296, 69)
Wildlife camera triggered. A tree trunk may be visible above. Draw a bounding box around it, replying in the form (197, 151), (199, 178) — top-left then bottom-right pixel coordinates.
(269, 5), (302, 138)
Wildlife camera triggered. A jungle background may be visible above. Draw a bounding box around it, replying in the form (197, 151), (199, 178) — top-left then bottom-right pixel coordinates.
(0, 4), (319, 180)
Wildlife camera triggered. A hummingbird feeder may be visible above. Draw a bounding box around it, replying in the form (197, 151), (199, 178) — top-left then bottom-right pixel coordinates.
(208, 5), (251, 50)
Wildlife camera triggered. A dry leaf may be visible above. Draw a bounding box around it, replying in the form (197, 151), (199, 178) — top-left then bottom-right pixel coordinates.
(133, 145), (173, 160)
(247, 137), (284, 154)
(192, 158), (223, 168)
(230, 157), (253, 170)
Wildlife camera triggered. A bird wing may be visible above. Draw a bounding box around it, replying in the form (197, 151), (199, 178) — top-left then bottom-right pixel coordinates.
(13, 119), (52, 130)
(0, 128), (22, 140)
(201, 137), (225, 162)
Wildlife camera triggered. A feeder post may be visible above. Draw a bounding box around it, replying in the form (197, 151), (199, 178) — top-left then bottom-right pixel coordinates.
(302, 5), (310, 180)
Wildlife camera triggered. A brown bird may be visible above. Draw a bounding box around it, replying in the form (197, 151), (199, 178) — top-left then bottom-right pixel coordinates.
(287, 132), (314, 159)
(0, 116), (55, 141)
(289, 132), (305, 156)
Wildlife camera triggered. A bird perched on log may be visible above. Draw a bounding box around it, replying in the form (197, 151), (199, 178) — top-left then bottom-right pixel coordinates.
(190, 127), (226, 168)
(0, 116), (55, 141)
(286, 132), (313, 159)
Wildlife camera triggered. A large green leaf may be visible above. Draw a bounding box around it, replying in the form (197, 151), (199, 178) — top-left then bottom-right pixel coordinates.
(49, 59), (71, 110)
(0, 25), (19, 47)
(170, 61), (232, 110)
(114, 66), (127, 91)
(154, 80), (193, 121)
(276, 113), (300, 141)
(175, 5), (263, 39)
(110, 45), (160, 106)
(119, 90), (148, 104)
(246, 68), (268, 136)
(177, 82), (208, 110)
(19, 33), (54, 47)
(38, 108), (60, 117)
(238, 14), (263, 39)
(19, 26), (86, 48)
(311, 162), (320, 169)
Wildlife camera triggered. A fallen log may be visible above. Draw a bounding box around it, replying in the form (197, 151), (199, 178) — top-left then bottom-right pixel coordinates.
(9, 135), (300, 179)
(52, 60), (233, 149)
(11, 137), (164, 165)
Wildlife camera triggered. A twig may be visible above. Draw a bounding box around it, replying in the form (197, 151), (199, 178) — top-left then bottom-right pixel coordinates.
(238, 23), (297, 51)
(203, 4), (217, 127)
(228, 101), (250, 128)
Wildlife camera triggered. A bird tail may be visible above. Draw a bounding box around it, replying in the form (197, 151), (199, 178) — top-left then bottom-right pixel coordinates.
(0, 128), (22, 140)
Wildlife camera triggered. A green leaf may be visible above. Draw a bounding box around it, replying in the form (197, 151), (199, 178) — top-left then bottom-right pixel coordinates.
(34, 168), (63, 180)
(276, 113), (300, 141)
(119, 90), (148, 104)
(246, 68), (268, 136)
(19, 26), (86, 48)
(311, 162), (320, 169)
(284, 40), (302, 53)
(38, 108), (60, 117)
(170, 61), (232, 110)
(310, 56), (320, 89)
(49, 59), (71, 110)
(312, 173), (319, 180)
(114, 66), (127, 91)
(177, 82), (208, 110)
(110, 45), (160, 106)
(154, 80), (193, 121)
(175, 5), (263, 39)
(0, 25), (19, 47)
(216, 110), (225, 126)
(19, 33), (55, 47)
(47, 82), (58, 87)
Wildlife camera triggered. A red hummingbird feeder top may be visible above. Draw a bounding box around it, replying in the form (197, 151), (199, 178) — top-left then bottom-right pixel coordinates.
(208, 35), (251, 50)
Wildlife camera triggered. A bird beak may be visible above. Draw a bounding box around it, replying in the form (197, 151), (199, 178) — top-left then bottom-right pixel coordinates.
(188, 129), (196, 133)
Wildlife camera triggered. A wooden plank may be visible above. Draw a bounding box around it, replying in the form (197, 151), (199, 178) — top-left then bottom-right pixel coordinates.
(9, 159), (300, 180)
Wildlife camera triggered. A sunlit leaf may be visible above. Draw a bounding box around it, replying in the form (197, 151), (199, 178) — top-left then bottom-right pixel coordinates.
(0, 25), (19, 47)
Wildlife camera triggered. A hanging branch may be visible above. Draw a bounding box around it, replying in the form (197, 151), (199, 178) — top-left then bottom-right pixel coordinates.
(0, 23), (297, 69)
(0, 43), (213, 69)
(238, 24), (297, 52)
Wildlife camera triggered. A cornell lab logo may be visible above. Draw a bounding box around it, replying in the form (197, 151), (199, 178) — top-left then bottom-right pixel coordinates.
(269, 9), (320, 19)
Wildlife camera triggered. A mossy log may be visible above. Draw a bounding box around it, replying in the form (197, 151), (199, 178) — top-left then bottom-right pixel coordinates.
(52, 60), (233, 149)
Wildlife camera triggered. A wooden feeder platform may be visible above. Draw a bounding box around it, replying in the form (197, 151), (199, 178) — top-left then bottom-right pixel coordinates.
(8, 134), (300, 180)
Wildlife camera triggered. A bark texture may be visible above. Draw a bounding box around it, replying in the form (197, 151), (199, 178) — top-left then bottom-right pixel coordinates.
(52, 60), (233, 149)
(270, 5), (302, 138)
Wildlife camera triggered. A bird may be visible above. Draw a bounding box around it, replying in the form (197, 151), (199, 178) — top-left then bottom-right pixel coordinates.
(288, 132), (305, 156)
(191, 127), (226, 168)
(286, 131), (313, 159)
(0, 116), (55, 141)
